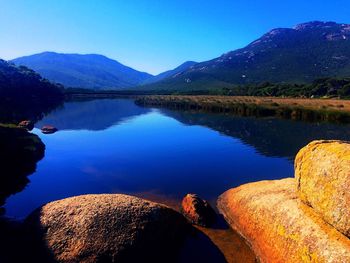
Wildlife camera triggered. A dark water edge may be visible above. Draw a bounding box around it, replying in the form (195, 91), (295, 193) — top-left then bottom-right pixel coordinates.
(0, 126), (45, 210)
(0, 127), (46, 263)
(0, 97), (64, 124)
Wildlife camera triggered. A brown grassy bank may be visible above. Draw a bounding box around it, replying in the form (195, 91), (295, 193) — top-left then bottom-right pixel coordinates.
(136, 95), (350, 123)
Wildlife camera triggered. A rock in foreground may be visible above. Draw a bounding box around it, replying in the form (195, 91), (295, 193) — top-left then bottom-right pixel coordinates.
(217, 178), (350, 263)
(295, 140), (350, 237)
(26, 194), (189, 263)
(181, 194), (216, 227)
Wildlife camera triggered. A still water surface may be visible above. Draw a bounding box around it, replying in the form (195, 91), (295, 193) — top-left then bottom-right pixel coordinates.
(5, 98), (350, 218)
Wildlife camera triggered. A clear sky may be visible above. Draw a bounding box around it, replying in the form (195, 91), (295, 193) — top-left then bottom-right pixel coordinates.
(0, 0), (350, 75)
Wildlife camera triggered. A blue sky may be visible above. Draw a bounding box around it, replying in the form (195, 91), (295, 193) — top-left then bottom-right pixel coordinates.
(0, 0), (350, 74)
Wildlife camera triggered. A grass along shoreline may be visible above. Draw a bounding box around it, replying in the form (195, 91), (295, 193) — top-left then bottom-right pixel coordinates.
(135, 95), (350, 123)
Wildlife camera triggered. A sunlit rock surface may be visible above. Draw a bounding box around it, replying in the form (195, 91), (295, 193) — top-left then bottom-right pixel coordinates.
(26, 194), (189, 263)
(295, 140), (350, 236)
(217, 178), (350, 263)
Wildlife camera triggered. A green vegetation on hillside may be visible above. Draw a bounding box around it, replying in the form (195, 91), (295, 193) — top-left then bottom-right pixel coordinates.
(12, 52), (153, 90)
(227, 78), (350, 98)
(142, 22), (350, 90)
(68, 77), (350, 98)
(141, 77), (350, 98)
(0, 59), (64, 123)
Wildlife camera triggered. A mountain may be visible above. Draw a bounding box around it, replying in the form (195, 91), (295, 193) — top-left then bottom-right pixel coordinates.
(145, 21), (350, 90)
(12, 52), (153, 90)
(143, 61), (197, 84)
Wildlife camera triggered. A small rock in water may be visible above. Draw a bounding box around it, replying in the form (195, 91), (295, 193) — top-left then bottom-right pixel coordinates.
(41, 125), (57, 134)
(18, 120), (34, 130)
(181, 193), (216, 227)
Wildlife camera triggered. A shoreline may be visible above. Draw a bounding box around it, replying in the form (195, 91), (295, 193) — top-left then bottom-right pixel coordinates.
(135, 95), (350, 123)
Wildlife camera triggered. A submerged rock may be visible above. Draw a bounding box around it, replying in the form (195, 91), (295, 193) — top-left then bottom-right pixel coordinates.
(41, 125), (57, 134)
(295, 140), (350, 237)
(25, 194), (189, 263)
(181, 194), (216, 227)
(217, 178), (350, 263)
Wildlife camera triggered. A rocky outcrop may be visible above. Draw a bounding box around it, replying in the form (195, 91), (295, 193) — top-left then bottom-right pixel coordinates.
(18, 120), (34, 130)
(41, 125), (57, 134)
(218, 178), (350, 263)
(295, 140), (350, 237)
(25, 194), (189, 263)
(218, 140), (350, 263)
(181, 194), (216, 227)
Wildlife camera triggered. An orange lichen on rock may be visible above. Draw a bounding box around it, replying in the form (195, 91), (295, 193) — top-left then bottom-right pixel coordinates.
(295, 140), (350, 237)
(217, 178), (350, 263)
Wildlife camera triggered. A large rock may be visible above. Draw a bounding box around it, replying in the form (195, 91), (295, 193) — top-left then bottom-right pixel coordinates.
(25, 194), (189, 263)
(217, 178), (350, 263)
(181, 194), (216, 227)
(295, 140), (350, 237)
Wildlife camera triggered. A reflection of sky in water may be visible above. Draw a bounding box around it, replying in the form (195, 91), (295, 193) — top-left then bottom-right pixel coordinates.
(5, 107), (292, 219)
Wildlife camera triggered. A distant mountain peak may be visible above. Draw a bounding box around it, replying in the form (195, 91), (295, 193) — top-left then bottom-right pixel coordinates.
(145, 20), (350, 90)
(11, 52), (153, 89)
(293, 21), (338, 30)
(256, 21), (350, 42)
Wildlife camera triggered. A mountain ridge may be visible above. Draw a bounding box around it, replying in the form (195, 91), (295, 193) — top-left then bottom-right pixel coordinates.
(12, 52), (153, 90)
(143, 61), (197, 85)
(10, 21), (350, 91)
(143, 21), (350, 90)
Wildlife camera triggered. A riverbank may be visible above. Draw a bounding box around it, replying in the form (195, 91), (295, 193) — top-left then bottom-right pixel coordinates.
(135, 95), (350, 123)
(0, 125), (45, 212)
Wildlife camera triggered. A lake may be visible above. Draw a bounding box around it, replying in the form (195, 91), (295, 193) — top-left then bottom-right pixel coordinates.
(4, 98), (350, 219)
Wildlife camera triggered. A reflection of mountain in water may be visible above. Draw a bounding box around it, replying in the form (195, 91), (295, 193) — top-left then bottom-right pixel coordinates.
(0, 127), (45, 211)
(162, 110), (350, 160)
(35, 99), (151, 131)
